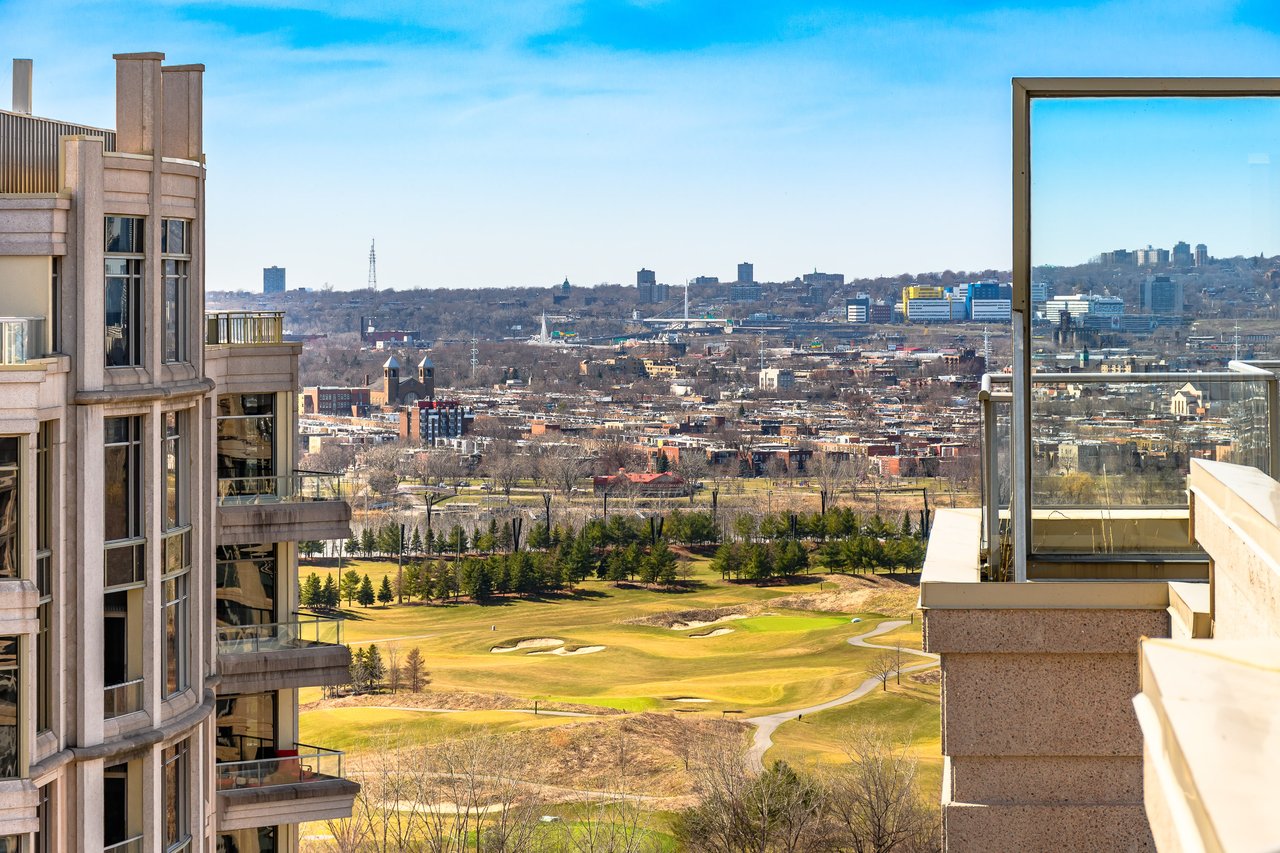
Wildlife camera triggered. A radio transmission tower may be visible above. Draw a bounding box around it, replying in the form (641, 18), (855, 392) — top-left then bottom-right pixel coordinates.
(470, 338), (479, 378)
(367, 239), (377, 290)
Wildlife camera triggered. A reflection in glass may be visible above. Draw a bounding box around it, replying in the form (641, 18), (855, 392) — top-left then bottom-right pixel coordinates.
(215, 692), (277, 762)
(0, 437), (17, 579)
(216, 544), (276, 627)
(0, 636), (19, 779)
(217, 394), (275, 486)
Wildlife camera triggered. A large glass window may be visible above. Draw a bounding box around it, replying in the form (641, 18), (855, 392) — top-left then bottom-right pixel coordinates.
(217, 394), (276, 489)
(162, 220), (189, 363)
(0, 637), (19, 779)
(36, 424), (51, 732)
(163, 739), (190, 852)
(215, 692), (277, 762)
(162, 413), (190, 699)
(104, 417), (144, 588)
(217, 826), (277, 853)
(34, 782), (50, 853)
(0, 438), (16, 580)
(162, 572), (189, 697)
(215, 545), (276, 627)
(104, 216), (144, 367)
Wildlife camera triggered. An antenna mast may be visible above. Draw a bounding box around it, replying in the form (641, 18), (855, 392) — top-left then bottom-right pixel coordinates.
(367, 240), (377, 290)
(470, 338), (479, 378)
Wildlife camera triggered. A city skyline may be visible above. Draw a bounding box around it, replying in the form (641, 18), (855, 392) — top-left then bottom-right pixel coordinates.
(7, 0), (1280, 289)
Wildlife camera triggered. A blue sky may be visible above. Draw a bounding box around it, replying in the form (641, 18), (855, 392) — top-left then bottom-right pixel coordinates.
(4, 0), (1280, 289)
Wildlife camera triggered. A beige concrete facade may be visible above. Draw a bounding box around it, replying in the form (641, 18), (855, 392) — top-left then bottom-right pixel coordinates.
(0, 53), (355, 851)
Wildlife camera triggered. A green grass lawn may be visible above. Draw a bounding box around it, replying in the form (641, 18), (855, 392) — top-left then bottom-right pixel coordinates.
(302, 558), (909, 716)
(302, 706), (583, 752)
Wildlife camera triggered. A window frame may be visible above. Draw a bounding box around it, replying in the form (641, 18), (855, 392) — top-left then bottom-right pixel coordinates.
(103, 215), (145, 368)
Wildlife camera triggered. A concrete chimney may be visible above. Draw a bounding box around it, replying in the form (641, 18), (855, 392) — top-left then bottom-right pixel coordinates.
(12, 59), (32, 114)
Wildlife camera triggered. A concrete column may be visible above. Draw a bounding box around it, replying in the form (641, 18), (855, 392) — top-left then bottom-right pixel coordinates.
(73, 406), (104, 746)
(113, 53), (165, 156)
(159, 65), (203, 162)
(61, 136), (105, 393)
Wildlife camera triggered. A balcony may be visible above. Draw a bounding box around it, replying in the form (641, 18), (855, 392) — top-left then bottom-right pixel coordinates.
(103, 836), (143, 853)
(103, 677), (143, 720)
(215, 741), (359, 831)
(205, 311), (283, 346)
(216, 471), (352, 545)
(0, 316), (45, 365)
(922, 362), (1280, 851)
(217, 616), (352, 693)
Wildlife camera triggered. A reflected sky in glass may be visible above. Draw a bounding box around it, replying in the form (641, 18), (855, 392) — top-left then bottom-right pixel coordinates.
(1032, 97), (1280, 266)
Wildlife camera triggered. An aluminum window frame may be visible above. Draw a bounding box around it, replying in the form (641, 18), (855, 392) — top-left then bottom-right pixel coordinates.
(1010, 77), (1280, 582)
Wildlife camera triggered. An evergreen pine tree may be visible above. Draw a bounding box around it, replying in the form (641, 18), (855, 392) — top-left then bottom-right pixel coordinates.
(357, 574), (376, 607)
(365, 644), (385, 690)
(377, 574), (394, 605)
(360, 527), (376, 557)
(340, 570), (362, 605)
(409, 525), (423, 554)
(301, 573), (322, 608)
(344, 533), (360, 559)
(322, 574), (340, 609)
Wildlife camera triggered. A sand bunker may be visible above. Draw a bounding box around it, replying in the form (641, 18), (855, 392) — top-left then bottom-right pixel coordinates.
(527, 645), (606, 657)
(491, 638), (563, 653)
(670, 697), (712, 703)
(672, 614), (747, 631)
(689, 627), (735, 638)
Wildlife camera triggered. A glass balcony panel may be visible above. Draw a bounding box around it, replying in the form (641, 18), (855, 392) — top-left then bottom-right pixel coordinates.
(215, 742), (345, 791)
(216, 615), (344, 655)
(103, 836), (144, 853)
(204, 311), (283, 346)
(103, 677), (144, 719)
(216, 471), (343, 505)
(0, 317), (45, 365)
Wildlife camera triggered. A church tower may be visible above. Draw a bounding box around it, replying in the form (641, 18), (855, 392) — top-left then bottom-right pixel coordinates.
(383, 355), (401, 404)
(418, 355), (436, 400)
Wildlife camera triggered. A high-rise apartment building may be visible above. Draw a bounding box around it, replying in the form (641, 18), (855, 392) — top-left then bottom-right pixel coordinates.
(1140, 275), (1184, 316)
(1194, 242), (1209, 266)
(262, 266), (285, 294)
(736, 261), (754, 284)
(1136, 244), (1170, 266)
(0, 54), (356, 851)
(1171, 240), (1192, 267)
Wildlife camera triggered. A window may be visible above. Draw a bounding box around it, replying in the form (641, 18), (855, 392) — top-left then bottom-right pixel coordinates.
(0, 836), (18, 853)
(162, 220), (189, 363)
(36, 424), (51, 732)
(0, 438), (16, 579)
(103, 760), (138, 848)
(215, 545), (276, 627)
(217, 826), (278, 853)
(34, 782), (50, 853)
(217, 394), (276, 490)
(162, 572), (189, 697)
(215, 692), (277, 762)
(104, 416), (144, 588)
(50, 257), (60, 354)
(0, 637), (19, 779)
(163, 739), (190, 852)
(104, 216), (144, 367)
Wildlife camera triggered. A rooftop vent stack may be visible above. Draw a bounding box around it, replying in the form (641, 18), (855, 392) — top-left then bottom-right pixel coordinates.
(12, 59), (32, 114)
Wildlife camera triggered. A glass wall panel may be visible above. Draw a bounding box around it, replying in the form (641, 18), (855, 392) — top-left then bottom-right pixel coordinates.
(163, 739), (189, 852)
(215, 545), (275, 627)
(215, 692), (277, 762)
(104, 214), (144, 367)
(217, 826), (277, 853)
(0, 637), (19, 779)
(217, 394), (275, 485)
(0, 437), (17, 579)
(1028, 96), (1280, 556)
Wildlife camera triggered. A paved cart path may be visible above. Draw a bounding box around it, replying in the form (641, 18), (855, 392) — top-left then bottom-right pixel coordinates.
(744, 619), (939, 771)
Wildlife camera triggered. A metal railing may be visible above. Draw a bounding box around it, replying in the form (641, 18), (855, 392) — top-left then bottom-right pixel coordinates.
(0, 316), (45, 365)
(217, 615), (344, 655)
(981, 360), (1280, 578)
(103, 834), (144, 853)
(217, 470), (343, 505)
(103, 677), (144, 719)
(215, 742), (345, 791)
(204, 311), (284, 346)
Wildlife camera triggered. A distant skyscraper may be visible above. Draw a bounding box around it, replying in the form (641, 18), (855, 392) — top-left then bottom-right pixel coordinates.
(737, 262), (754, 283)
(1194, 243), (1209, 266)
(1136, 245), (1169, 267)
(263, 265), (285, 294)
(1172, 241), (1193, 267)
(637, 268), (656, 287)
(1141, 275), (1185, 316)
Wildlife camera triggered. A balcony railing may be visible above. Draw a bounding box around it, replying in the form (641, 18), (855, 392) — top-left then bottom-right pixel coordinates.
(217, 615), (344, 655)
(103, 835), (144, 853)
(205, 311), (283, 346)
(103, 677), (144, 719)
(217, 470), (343, 505)
(0, 316), (45, 365)
(216, 742), (346, 792)
(980, 360), (1280, 579)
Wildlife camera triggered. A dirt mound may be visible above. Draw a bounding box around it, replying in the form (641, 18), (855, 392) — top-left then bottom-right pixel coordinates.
(444, 712), (750, 798)
(302, 690), (623, 716)
(626, 604), (758, 629)
(770, 572), (921, 619)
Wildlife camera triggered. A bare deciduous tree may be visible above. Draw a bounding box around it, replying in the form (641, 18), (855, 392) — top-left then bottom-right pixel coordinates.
(870, 650), (899, 692)
(822, 728), (940, 853)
